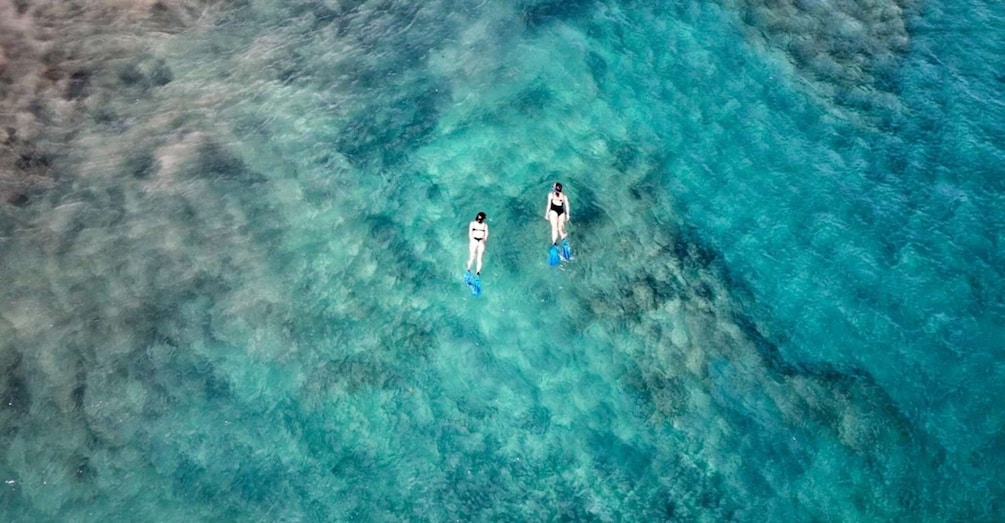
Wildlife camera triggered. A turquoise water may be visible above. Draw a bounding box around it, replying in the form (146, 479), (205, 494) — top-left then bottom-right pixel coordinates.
(1, 0), (1003, 520)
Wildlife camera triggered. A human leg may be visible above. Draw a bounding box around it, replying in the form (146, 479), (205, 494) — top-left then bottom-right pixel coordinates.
(466, 239), (478, 271)
(474, 241), (485, 274)
(548, 211), (560, 244)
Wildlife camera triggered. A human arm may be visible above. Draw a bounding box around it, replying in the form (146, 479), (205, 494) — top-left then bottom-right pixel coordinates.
(564, 195), (571, 222)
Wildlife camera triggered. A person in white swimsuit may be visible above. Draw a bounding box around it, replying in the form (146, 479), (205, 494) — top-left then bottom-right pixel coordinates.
(466, 211), (489, 275)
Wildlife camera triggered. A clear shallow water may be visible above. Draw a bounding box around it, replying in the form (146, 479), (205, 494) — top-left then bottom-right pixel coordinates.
(1, 0), (1003, 520)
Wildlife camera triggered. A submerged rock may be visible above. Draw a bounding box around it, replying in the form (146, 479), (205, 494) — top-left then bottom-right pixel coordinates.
(724, 0), (915, 115)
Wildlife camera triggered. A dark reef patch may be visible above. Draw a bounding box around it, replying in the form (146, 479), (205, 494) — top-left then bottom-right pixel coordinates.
(117, 55), (173, 90)
(124, 152), (157, 179)
(335, 84), (448, 169)
(520, 405), (552, 435)
(512, 83), (553, 115)
(71, 359), (87, 412)
(671, 226), (719, 272)
(72, 454), (96, 483)
(15, 144), (52, 171)
(306, 355), (402, 396)
(65, 70), (91, 101)
(585, 50), (608, 87)
(189, 140), (264, 184)
(726, 0), (916, 121)
(171, 456), (220, 504)
(1, 352), (30, 417)
(610, 140), (639, 172)
(566, 184), (605, 231)
(588, 429), (652, 476)
(520, 0), (597, 29)
(148, 1), (190, 32)
(7, 192), (30, 207)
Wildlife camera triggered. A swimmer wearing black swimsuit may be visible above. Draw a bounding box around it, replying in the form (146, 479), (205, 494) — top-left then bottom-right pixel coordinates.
(544, 182), (570, 246)
(550, 194), (565, 217)
(471, 222), (487, 242)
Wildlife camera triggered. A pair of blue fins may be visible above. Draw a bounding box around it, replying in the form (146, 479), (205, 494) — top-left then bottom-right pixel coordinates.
(549, 237), (573, 267)
(463, 270), (482, 297)
(464, 238), (572, 297)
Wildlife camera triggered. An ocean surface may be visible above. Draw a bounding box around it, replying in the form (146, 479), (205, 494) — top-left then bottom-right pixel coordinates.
(1, 0), (1003, 520)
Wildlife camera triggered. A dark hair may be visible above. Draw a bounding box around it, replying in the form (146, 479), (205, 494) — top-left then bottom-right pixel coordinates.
(553, 182), (563, 193)
(475, 212), (486, 222)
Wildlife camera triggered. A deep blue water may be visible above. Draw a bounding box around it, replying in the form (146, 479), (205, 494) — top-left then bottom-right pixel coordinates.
(1, 0), (1003, 521)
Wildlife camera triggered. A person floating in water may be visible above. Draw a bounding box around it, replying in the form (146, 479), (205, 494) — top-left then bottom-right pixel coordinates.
(544, 182), (570, 245)
(544, 182), (572, 264)
(464, 212), (488, 295)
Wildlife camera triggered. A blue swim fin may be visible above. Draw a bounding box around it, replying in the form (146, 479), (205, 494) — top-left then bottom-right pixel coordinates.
(464, 270), (473, 286)
(548, 245), (561, 266)
(471, 275), (482, 297)
(560, 238), (572, 261)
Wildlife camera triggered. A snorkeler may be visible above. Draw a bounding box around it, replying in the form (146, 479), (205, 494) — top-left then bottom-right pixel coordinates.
(544, 182), (570, 246)
(466, 211), (488, 275)
(464, 212), (488, 296)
